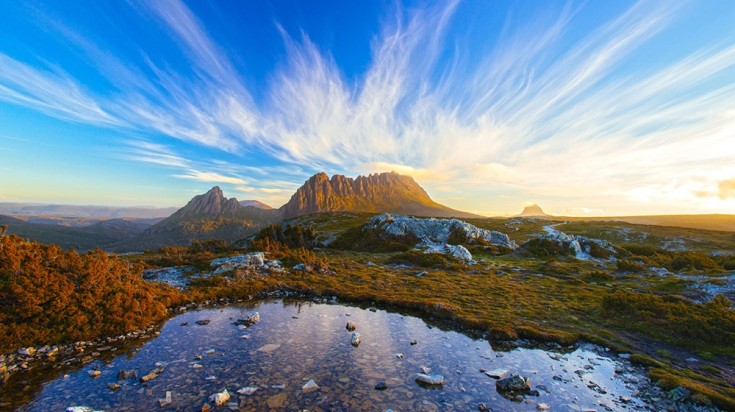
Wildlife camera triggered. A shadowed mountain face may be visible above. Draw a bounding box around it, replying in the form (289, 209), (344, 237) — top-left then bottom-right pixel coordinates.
(115, 187), (281, 251)
(280, 172), (478, 219)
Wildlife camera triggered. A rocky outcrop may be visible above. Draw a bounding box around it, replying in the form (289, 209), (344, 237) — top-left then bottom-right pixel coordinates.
(542, 225), (616, 260)
(368, 214), (517, 249)
(518, 204), (548, 218)
(366, 214), (516, 263)
(280, 172), (477, 218)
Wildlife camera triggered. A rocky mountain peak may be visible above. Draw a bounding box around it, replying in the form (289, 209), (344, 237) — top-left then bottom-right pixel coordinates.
(173, 186), (242, 217)
(279, 172), (476, 218)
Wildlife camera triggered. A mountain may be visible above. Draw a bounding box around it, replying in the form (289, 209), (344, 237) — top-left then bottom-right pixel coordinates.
(0, 202), (176, 219)
(518, 204), (549, 217)
(240, 200), (273, 209)
(115, 186), (280, 251)
(0, 215), (149, 251)
(280, 172), (478, 218)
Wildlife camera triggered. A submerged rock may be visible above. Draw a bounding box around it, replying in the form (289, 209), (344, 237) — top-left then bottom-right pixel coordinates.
(266, 392), (287, 408)
(351, 332), (362, 347)
(159, 391), (172, 407)
(496, 374), (531, 393)
(257, 343), (281, 354)
(117, 369), (138, 380)
(237, 386), (258, 395)
(415, 373), (444, 386)
(375, 381), (388, 390)
(302, 379), (319, 393)
(209, 389), (230, 406)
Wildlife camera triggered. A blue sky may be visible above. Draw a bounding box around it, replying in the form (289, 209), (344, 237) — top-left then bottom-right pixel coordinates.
(1, 0), (734, 216)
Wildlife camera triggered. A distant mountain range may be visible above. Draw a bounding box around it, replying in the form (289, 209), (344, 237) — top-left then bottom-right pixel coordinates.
(0, 202), (177, 220)
(0, 215), (149, 251)
(239, 200), (273, 209)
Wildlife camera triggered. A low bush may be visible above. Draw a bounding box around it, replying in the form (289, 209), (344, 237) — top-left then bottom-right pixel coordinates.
(330, 225), (417, 252)
(0, 235), (184, 353)
(601, 290), (735, 347)
(518, 238), (575, 257)
(386, 251), (453, 268)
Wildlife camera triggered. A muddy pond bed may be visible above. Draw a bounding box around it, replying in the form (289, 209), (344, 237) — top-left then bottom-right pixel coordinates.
(10, 299), (663, 411)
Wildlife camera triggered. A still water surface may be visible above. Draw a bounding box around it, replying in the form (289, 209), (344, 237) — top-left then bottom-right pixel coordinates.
(21, 300), (649, 411)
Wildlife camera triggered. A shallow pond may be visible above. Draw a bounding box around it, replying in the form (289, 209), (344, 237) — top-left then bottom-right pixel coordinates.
(18, 300), (650, 411)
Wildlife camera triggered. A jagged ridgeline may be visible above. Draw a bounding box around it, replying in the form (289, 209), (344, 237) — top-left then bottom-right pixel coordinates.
(112, 172), (479, 252)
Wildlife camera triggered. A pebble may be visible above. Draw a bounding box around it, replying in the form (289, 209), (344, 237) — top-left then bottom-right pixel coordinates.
(415, 373), (444, 386)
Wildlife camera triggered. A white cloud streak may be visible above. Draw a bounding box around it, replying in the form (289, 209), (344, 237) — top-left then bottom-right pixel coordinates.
(1, 0), (735, 213)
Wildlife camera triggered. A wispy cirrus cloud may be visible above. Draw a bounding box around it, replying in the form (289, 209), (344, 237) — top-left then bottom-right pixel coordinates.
(1, 0), (735, 213)
(174, 170), (246, 185)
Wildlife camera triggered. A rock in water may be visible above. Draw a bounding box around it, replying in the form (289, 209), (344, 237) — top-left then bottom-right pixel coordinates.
(140, 369), (161, 382)
(496, 374), (531, 393)
(237, 386), (258, 395)
(234, 312), (261, 327)
(302, 379), (319, 393)
(209, 389), (230, 406)
(195, 320), (210, 325)
(375, 381), (388, 390)
(66, 408), (103, 412)
(346, 321), (357, 331)
(484, 369), (509, 379)
(17, 347), (36, 356)
(159, 391), (172, 407)
(351, 332), (362, 347)
(266, 393), (288, 409)
(415, 373), (444, 386)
